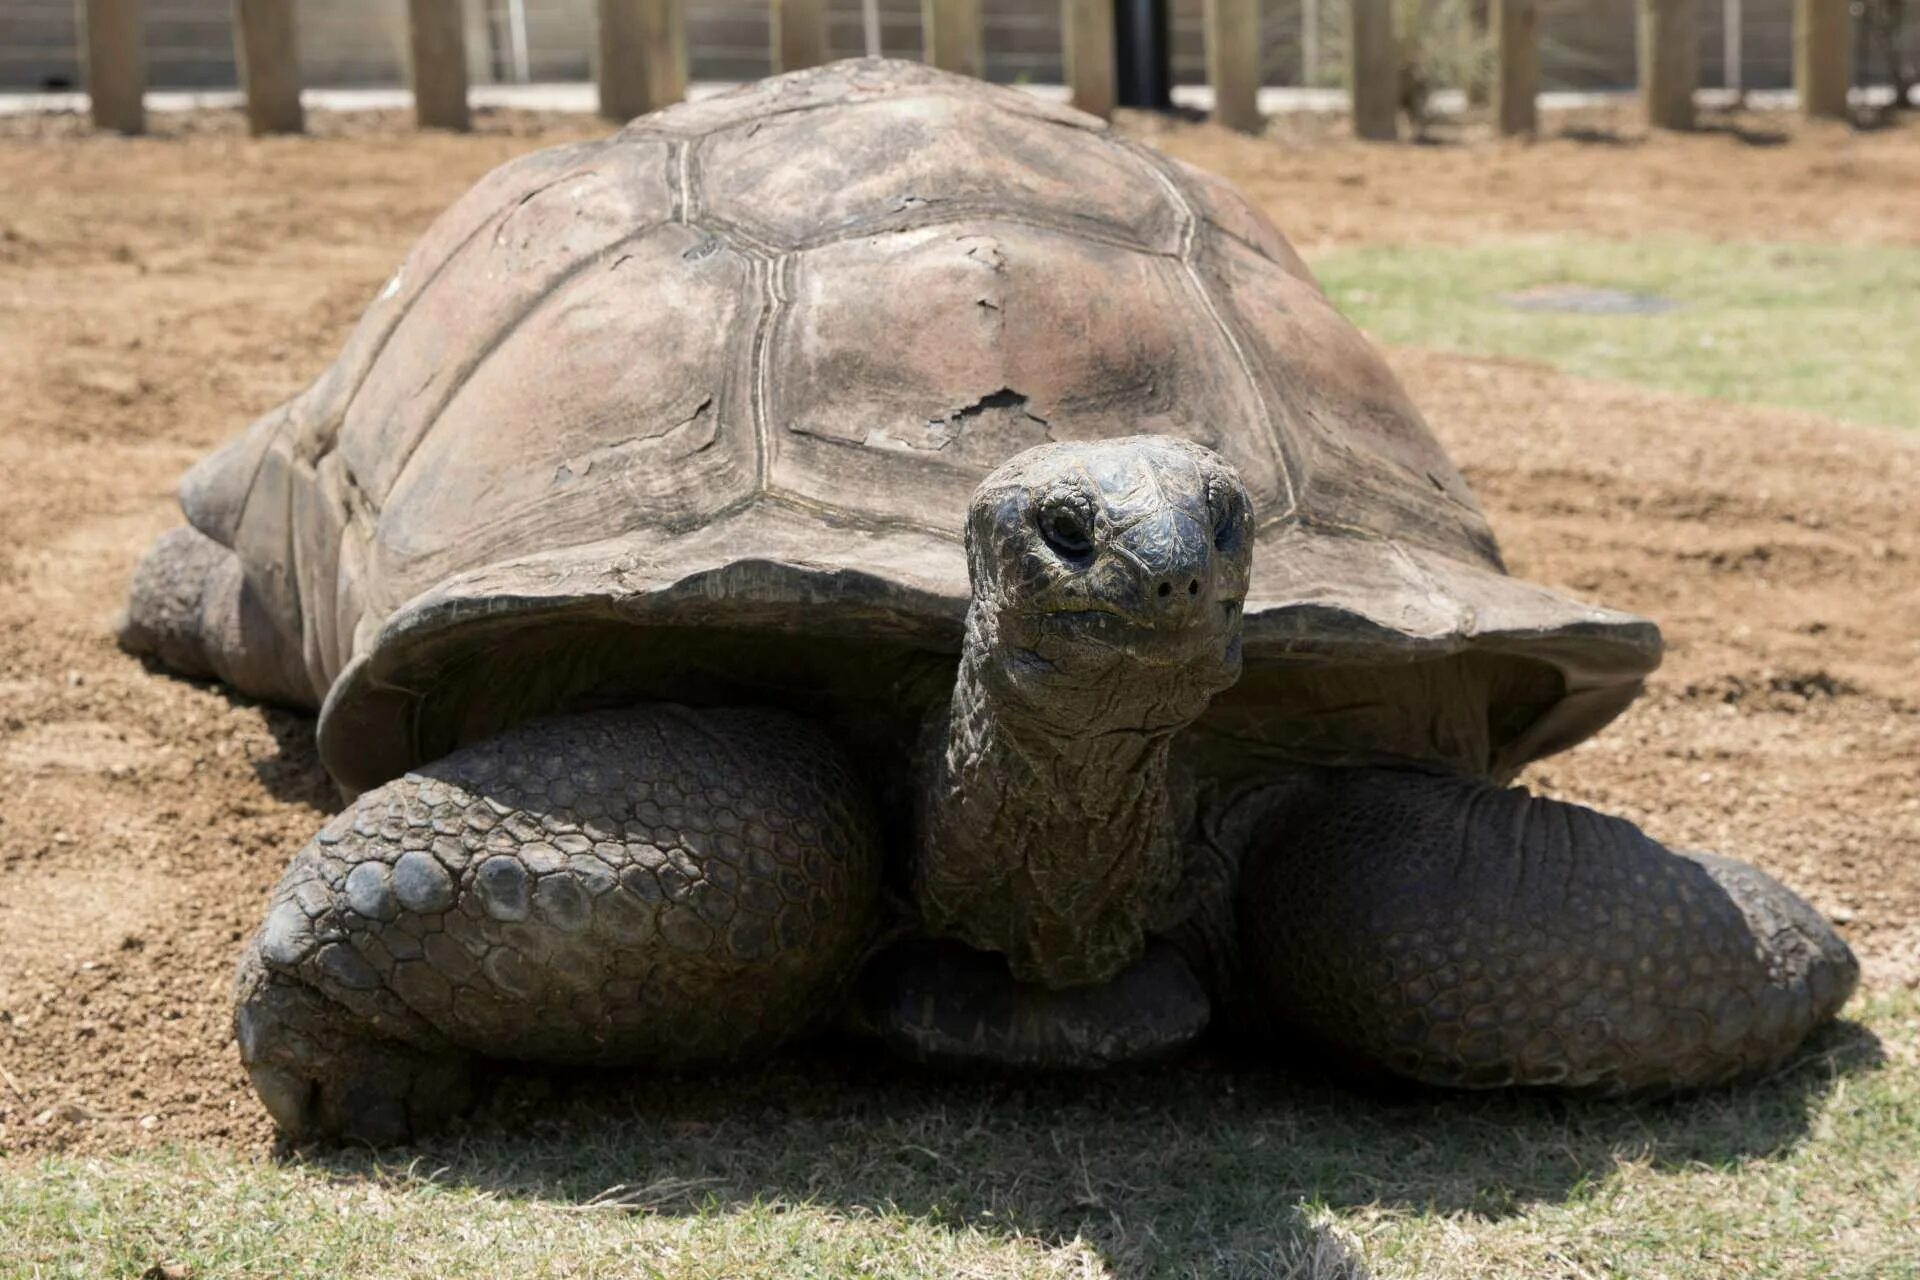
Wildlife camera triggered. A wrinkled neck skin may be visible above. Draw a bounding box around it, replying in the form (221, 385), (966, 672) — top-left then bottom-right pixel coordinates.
(914, 604), (1203, 989)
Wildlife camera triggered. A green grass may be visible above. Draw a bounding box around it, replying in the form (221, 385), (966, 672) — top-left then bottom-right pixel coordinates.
(4, 992), (1916, 1279)
(1311, 241), (1920, 430)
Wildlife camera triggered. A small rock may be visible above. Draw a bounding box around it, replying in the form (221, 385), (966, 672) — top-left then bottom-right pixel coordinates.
(141, 1262), (192, 1280)
(139, 1114), (159, 1131)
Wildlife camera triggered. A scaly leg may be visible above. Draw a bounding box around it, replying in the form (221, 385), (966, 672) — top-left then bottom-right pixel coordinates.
(1237, 768), (1857, 1091)
(234, 705), (882, 1142)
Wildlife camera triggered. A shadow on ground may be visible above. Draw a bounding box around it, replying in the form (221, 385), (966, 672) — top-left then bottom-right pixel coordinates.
(294, 1017), (1883, 1277)
(129, 661), (336, 811)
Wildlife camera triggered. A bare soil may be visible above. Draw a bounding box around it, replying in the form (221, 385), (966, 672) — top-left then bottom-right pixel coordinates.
(0, 103), (1914, 1156)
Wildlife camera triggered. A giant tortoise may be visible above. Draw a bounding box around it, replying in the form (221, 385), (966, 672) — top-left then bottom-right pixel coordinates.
(119, 59), (1856, 1143)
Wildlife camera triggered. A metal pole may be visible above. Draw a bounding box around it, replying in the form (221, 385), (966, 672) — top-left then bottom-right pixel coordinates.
(863, 0), (882, 55)
(1114, 0), (1172, 109)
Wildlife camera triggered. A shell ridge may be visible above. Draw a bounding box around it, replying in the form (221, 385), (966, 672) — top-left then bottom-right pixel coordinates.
(748, 254), (795, 497)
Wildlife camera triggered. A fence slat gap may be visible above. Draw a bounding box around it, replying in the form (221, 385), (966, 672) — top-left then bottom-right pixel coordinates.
(81, 0), (145, 134)
(233, 0), (304, 135)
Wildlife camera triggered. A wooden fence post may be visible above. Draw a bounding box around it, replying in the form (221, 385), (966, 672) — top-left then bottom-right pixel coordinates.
(1795, 0), (1850, 118)
(1724, 0), (1743, 96)
(773, 0), (830, 73)
(80, 0), (145, 134)
(408, 0), (471, 130)
(1062, 0), (1116, 120)
(1638, 0), (1697, 129)
(1492, 0), (1538, 136)
(1302, 0), (1320, 86)
(596, 0), (686, 122)
(1204, 0), (1261, 131)
(232, 0), (303, 135)
(922, 0), (981, 77)
(1349, 0), (1397, 140)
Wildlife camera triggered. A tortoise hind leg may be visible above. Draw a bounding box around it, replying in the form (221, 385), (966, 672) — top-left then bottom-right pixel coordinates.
(118, 525), (312, 706)
(234, 704), (883, 1143)
(1237, 768), (1857, 1091)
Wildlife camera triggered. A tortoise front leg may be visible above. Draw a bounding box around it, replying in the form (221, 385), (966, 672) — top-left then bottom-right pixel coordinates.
(1236, 769), (1857, 1091)
(235, 705), (882, 1143)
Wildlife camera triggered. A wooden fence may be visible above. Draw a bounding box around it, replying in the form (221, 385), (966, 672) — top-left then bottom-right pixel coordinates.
(63, 0), (1861, 138)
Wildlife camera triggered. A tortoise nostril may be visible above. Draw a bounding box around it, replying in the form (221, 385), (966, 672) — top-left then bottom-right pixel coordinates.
(1187, 580), (1199, 596)
(1157, 582), (1172, 599)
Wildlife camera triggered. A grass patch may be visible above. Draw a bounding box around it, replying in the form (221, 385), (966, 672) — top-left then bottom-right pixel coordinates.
(3, 992), (1916, 1279)
(1311, 241), (1920, 430)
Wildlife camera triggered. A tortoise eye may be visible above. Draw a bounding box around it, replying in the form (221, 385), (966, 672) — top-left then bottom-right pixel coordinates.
(1036, 494), (1095, 560)
(1209, 479), (1248, 553)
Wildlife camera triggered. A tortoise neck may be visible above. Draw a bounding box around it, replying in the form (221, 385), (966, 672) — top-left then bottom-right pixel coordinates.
(912, 611), (1182, 989)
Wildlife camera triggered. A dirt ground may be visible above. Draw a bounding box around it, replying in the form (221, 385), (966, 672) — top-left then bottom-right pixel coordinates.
(0, 102), (1915, 1157)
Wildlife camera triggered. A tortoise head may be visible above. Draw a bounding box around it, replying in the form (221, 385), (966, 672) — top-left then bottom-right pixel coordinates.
(917, 438), (1254, 987)
(962, 436), (1254, 736)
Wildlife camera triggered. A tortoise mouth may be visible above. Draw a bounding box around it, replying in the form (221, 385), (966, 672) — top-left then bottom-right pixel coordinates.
(985, 599), (1246, 739)
(1009, 598), (1245, 669)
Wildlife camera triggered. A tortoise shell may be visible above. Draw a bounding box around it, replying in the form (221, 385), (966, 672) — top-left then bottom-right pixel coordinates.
(174, 59), (1659, 794)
